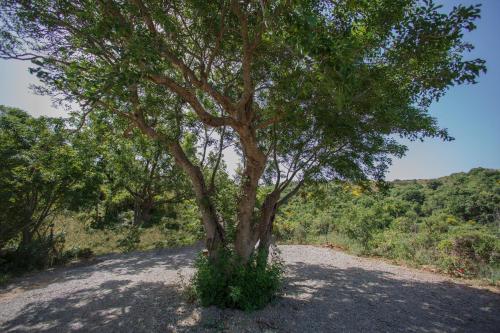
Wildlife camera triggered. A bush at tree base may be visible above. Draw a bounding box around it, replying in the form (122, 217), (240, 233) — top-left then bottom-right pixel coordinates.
(192, 248), (284, 311)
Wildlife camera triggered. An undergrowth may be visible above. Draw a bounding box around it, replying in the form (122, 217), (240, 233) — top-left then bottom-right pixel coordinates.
(192, 248), (284, 311)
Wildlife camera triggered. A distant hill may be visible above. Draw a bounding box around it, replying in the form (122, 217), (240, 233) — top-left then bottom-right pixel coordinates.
(275, 168), (500, 282)
(391, 167), (500, 187)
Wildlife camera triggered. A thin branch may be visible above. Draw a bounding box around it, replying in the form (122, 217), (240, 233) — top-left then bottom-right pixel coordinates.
(200, 126), (211, 168)
(256, 114), (282, 129)
(205, 4), (227, 79)
(231, 0), (254, 112)
(272, 127), (281, 191)
(277, 178), (306, 207)
(279, 147), (319, 192)
(209, 125), (226, 193)
(130, 0), (156, 34)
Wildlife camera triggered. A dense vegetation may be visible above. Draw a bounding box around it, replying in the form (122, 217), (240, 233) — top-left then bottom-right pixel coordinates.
(0, 106), (99, 278)
(275, 168), (500, 282)
(0, 106), (202, 282)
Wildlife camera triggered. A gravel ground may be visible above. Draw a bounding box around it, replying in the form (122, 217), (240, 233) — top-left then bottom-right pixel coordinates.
(0, 244), (499, 333)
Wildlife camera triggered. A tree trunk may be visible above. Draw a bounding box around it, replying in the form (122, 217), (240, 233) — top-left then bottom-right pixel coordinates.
(257, 190), (280, 260)
(234, 157), (267, 261)
(233, 188), (279, 264)
(168, 142), (225, 257)
(234, 169), (260, 261)
(133, 198), (154, 226)
(233, 124), (268, 262)
(19, 226), (33, 248)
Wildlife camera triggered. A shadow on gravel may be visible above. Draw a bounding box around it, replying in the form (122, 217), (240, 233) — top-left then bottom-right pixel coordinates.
(263, 262), (500, 333)
(0, 279), (204, 332)
(1, 258), (499, 332)
(0, 245), (201, 295)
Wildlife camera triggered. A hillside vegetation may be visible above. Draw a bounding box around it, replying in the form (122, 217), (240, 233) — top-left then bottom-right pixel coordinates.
(275, 168), (500, 282)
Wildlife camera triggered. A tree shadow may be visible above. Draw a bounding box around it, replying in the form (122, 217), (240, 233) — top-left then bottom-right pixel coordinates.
(1, 249), (499, 332)
(0, 244), (202, 295)
(240, 262), (500, 332)
(0, 278), (217, 332)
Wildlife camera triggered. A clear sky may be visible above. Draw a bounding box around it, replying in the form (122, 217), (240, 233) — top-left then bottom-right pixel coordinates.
(0, 0), (498, 181)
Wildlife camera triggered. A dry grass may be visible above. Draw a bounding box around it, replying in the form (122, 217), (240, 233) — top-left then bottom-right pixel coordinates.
(52, 215), (199, 255)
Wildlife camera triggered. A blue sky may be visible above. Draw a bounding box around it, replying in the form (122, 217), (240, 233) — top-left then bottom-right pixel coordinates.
(388, 0), (500, 180)
(0, 0), (498, 181)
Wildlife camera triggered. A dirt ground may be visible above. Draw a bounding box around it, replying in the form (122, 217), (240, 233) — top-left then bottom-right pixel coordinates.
(1, 244), (499, 332)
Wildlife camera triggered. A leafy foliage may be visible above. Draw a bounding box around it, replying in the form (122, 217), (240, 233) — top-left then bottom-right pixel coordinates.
(0, 232), (66, 273)
(116, 226), (142, 253)
(192, 249), (284, 311)
(0, 0), (486, 261)
(0, 105), (100, 249)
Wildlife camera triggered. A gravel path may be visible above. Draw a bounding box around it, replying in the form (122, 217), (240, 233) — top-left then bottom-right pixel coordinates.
(0, 245), (499, 332)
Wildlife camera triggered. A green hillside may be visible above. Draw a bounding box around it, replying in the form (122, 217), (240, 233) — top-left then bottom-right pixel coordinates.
(275, 168), (500, 282)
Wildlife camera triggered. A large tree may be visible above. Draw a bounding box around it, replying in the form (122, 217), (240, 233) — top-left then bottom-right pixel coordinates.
(0, 0), (485, 261)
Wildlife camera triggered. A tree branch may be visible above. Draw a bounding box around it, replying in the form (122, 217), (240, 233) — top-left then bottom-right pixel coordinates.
(231, 0), (254, 113)
(149, 74), (236, 128)
(209, 125), (226, 193)
(277, 178), (306, 207)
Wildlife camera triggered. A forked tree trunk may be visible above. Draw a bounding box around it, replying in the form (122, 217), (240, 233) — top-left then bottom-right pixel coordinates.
(169, 137), (279, 263)
(137, 107), (278, 263)
(234, 183), (281, 263)
(233, 124), (269, 262)
(234, 166), (263, 261)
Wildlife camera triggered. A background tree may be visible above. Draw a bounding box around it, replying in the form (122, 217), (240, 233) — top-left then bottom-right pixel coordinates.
(0, 0), (485, 264)
(0, 105), (99, 250)
(81, 112), (191, 228)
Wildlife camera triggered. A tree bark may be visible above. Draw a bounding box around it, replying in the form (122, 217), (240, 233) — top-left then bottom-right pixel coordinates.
(19, 226), (33, 248)
(256, 190), (280, 259)
(168, 142), (225, 257)
(133, 198), (154, 226)
(132, 117), (225, 257)
(233, 125), (267, 262)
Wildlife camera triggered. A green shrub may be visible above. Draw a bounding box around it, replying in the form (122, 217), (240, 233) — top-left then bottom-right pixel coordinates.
(0, 272), (12, 286)
(192, 248), (284, 311)
(437, 226), (499, 278)
(76, 247), (94, 259)
(117, 227), (141, 252)
(0, 232), (66, 273)
(392, 214), (419, 233)
(370, 229), (415, 261)
(293, 223), (308, 244)
(333, 199), (393, 249)
(63, 246), (94, 260)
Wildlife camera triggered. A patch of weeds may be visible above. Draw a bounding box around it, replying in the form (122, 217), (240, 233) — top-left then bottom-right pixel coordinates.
(117, 227), (141, 253)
